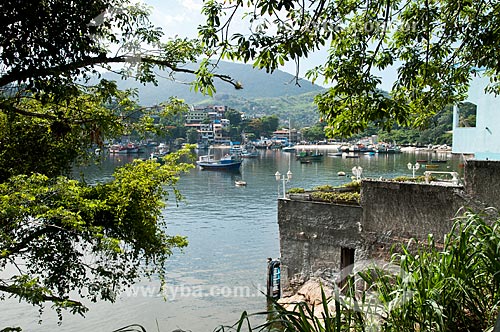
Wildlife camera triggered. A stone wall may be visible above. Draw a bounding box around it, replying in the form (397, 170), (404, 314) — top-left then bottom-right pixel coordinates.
(464, 160), (500, 210)
(277, 199), (362, 293)
(360, 180), (470, 255)
(278, 161), (500, 293)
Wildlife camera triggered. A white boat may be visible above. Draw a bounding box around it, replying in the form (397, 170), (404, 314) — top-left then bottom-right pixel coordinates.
(235, 180), (247, 186)
(241, 148), (259, 158)
(109, 144), (128, 154)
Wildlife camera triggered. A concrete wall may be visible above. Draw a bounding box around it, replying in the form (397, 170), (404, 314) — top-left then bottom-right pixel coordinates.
(277, 161), (500, 292)
(277, 199), (362, 292)
(464, 159), (500, 209)
(360, 180), (470, 257)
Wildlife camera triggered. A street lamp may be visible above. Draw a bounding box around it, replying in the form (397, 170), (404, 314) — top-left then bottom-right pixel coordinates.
(275, 170), (293, 199)
(407, 162), (420, 178)
(352, 166), (363, 181)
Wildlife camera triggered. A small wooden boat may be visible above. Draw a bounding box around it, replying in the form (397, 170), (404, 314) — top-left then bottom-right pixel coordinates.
(424, 164), (440, 169)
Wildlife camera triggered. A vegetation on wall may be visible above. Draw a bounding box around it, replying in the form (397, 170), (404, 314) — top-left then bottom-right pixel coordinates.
(218, 211), (500, 332)
(310, 192), (361, 205)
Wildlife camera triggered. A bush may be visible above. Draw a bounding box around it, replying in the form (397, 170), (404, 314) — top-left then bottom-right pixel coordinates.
(312, 184), (335, 192)
(287, 187), (306, 194)
(310, 191), (360, 205)
(342, 180), (361, 192)
(217, 211), (500, 332)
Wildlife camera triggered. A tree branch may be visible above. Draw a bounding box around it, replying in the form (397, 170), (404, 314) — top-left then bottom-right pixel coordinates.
(0, 55), (243, 90)
(0, 284), (84, 308)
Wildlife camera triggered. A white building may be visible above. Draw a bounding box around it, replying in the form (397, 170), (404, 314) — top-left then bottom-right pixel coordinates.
(452, 73), (500, 160)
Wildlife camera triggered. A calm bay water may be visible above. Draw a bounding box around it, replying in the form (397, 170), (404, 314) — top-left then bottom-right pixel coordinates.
(0, 147), (462, 331)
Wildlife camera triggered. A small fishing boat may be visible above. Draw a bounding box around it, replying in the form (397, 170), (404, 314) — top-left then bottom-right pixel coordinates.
(296, 150), (324, 162)
(282, 146), (296, 152)
(197, 145), (242, 170)
(241, 148), (259, 158)
(197, 153), (242, 170)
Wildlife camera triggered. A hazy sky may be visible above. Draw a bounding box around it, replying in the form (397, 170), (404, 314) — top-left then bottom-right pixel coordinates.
(140, 0), (396, 91)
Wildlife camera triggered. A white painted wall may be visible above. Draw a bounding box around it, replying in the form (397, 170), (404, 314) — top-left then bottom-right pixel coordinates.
(452, 74), (500, 160)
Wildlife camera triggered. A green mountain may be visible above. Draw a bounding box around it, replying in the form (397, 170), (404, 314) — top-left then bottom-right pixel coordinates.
(99, 61), (325, 126)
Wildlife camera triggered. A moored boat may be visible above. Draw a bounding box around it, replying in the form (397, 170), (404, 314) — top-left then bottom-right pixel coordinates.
(109, 144), (128, 154)
(241, 148), (259, 158)
(296, 150), (324, 162)
(196, 150), (242, 170)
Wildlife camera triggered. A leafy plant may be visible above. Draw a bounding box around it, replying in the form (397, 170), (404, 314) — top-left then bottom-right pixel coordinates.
(217, 211), (500, 332)
(288, 187), (306, 194)
(312, 184), (335, 192)
(342, 181), (361, 192)
(310, 192), (360, 205)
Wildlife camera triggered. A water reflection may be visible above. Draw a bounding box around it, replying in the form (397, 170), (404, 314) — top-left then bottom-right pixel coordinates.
(0, 147), (463, 332)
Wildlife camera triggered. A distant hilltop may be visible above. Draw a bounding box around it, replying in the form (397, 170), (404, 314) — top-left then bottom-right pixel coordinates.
(96, 60), (324, 106)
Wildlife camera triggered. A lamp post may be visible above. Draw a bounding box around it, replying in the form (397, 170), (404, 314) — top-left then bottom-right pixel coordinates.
(275, 170), (293, 199)
(352, 166), (363, 181)
(407, 162), (420, 178)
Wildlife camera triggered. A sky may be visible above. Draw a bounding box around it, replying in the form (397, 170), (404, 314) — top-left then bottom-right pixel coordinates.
(139, 0), (397, 91)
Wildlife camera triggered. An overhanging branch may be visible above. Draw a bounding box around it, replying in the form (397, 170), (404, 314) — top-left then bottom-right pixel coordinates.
(0, 284), (84, 308)
(0, 55), (243, 90)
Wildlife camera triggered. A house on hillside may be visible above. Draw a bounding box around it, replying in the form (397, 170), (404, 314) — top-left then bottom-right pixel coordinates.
(452, 73), (500, 160)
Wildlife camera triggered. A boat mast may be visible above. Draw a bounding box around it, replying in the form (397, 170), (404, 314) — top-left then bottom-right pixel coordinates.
(288, 118), (291, 145)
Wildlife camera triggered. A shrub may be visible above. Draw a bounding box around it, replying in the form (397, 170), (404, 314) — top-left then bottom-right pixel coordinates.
(342, 180), (361, 192)
(310, 191), (360, 205)
(312, 184), (335, 192)
(217, 211), (500, 332)
(287, 187), (306, 194)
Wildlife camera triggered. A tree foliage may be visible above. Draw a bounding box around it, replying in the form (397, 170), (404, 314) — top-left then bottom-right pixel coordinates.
(200, 0), (500, 137)
(244, 115), (279, 137)
(301, 122), (328, 142)
(0, 0), (213, 326)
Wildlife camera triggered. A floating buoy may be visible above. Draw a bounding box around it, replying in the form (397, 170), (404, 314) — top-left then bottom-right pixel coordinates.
(337, 171), (346, 176)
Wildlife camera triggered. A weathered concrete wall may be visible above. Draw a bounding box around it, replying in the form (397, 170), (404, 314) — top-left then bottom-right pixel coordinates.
(360, 180), (469, 256)
(277, 199), (362, 292)
(278, 160), (500, 292)
(464, 160), (500, 210)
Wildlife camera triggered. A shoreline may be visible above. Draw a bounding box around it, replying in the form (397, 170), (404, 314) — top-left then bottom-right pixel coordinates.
(208, 143), (454, 153)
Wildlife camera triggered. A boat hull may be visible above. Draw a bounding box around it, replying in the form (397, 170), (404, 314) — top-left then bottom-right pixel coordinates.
(196, 161), (242, 170)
